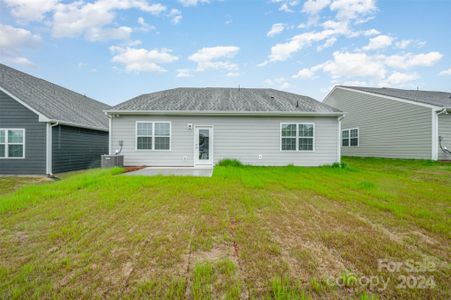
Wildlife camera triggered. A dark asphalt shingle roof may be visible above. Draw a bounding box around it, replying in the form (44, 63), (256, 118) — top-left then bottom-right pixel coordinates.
(109, 87), (341, 113)
(340, 86), (451, 108)
(0, 64), (110, 130)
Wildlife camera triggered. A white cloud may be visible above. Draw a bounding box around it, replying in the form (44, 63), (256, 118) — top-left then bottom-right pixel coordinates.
(330, 0), (376, 21)
(178, 0), (209, 7)
(0, 24), (41, 48)
(127, 39), (143, 47)
(2, 56), (34, 66)
(261, 29), (340, 64)
(272, 0), (299, 13)
(110, 46), (178, 73)
(267, 23), (286, 37)
(395, 39), (426, 49)
(265, 77), (292, 89)
(168, 9), (182, 24)
(261, 0), (379, 65)
(51, 0), (166, 40)
(304, 50), (441, 88)
(225, 14), (232, 25)
(4, 0), (177, 41)
(137, 17), (156, 32)
(189, 46), (240, 71)
(395, 39), (411, 49)
(302, 0), (331, 15)
(3, 0), (58, 22)
(176, 68), (192, 78)
(380, 72), (418, 86)
(439, 68), (451, 76)
(338, 80), (368, 86)
(314, 51), (386, 79)
(226, 71), (240, 77)
(0, 24), (40, 66)
(292, 68), (315, 79)
(317, 37), (337, 51)
(85, 26), (133, 42)
(363, 28), (380, 36)
(279, 3), (293, 13)
(362, 35), (393, 51)
(384, 52), (443, 69)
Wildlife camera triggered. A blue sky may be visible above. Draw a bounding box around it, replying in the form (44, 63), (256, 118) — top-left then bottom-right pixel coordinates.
(1, 0), (450, 105)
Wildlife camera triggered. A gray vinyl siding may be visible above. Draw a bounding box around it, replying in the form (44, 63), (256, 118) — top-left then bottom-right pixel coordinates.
(325, 88), (433, 160)
(438, 114), (451, 160)
(0, 91), (46, 174)
(111, 115), (339, 167)
(52, 125), (108, 173)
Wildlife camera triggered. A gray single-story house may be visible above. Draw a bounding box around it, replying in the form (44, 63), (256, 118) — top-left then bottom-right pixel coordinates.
(324, 86), (451, 161)
(105, 88), (344, 167)
(0, 64), (110, 175)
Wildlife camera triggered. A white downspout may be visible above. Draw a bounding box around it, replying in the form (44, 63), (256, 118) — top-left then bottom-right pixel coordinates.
(432, 108), (447, 161)
(46, 122), (59, 176)
(436, 108), (449, 159)
(108, 115), (112, 155)
(337, 115), (345, 164)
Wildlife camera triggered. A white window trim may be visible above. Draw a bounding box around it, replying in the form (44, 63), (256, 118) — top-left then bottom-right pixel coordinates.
(342, 128), (359, 147)
(135, 121), (171, 151)
(0, 128), (26, 159)
(280, 122), (315, 152)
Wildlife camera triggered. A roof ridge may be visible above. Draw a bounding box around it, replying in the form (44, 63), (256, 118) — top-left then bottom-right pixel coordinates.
(340, 85), (451, 94)
(108, 87), (342, 113)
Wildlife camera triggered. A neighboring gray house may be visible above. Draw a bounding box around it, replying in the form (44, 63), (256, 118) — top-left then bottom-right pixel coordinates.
(324, 86), (451, 161)
(106, 88), (344, 167)
(0, 64), (110, 175)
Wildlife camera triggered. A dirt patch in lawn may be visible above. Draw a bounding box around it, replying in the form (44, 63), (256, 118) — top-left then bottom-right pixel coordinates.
(123, 166), (146, 173)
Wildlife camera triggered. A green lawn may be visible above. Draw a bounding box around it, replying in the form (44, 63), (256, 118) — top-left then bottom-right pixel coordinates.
(0, 158), (450, 299)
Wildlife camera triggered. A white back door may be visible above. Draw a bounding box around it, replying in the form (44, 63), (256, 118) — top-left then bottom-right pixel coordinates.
(194, 126), (213, 166)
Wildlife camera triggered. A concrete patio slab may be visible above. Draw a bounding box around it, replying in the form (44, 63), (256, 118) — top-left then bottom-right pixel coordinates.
(124, 167), (213, 177)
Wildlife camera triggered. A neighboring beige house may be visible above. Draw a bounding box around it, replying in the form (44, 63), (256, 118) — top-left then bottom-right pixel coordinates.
(324, 86), (451, 161)
(106, 88), (344, 167)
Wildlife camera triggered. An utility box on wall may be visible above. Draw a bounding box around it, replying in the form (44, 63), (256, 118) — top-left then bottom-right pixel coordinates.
(101, 155), (124, 168)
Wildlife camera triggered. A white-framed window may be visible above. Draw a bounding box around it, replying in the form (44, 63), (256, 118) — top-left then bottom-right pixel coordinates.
(136, 121), (171, 151)
(154, 122), (171, 150)
(342, 128), (359, 147)
(0, 128), (25, 159)
(281, 123), (315, 152)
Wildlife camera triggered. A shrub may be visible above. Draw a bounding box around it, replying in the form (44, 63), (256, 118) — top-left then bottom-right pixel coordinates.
(217, 159), (244, 167)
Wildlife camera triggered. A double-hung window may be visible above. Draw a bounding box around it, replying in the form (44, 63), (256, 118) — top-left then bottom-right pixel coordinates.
(342, 128), (359, 147)
(281, 123), (314, 151)
(137, 122), (153, 150)
(0, 129), (25, 158)
(154, 122), (170, 150)
(136, 122), (171, 150)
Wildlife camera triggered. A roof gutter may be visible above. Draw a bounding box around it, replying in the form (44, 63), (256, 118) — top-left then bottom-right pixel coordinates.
(104, 110), (345, 117)
(435, 107), (449, 115)
(47, 119), (109, 132)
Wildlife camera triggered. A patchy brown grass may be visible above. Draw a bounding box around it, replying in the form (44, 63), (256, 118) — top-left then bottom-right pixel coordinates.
(0, 176), (50, 196)
(0, 158), (450, 299)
